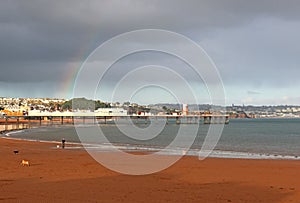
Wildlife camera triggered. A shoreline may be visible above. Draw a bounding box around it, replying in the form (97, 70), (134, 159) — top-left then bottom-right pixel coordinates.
(2, 126), (300, 161)
(1, 137), (300, 202)
(2, 133), (300, 161)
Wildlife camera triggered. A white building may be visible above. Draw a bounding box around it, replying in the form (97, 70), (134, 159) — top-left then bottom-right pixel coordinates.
(28, 108), (128, 117)
(95, 108), (127, 116)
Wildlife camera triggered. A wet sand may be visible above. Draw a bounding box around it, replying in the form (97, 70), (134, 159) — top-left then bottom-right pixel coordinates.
(1, 137), (300, 202)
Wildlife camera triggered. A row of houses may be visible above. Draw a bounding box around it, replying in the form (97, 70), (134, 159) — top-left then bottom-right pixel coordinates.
(1, 108), (129, 117)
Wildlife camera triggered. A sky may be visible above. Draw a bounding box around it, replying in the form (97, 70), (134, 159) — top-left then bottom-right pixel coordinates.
(1, 0), (300, 105)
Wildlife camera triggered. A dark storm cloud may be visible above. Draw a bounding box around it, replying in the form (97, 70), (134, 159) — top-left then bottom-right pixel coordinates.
(0, 0), (300, 103)
(1, 0), (300, 62)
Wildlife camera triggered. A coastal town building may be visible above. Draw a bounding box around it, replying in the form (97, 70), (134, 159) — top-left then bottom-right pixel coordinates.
(1, 97), (300, 118)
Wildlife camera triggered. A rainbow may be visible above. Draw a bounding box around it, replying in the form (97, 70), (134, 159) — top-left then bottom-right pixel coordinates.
(59, 33), (100, 99)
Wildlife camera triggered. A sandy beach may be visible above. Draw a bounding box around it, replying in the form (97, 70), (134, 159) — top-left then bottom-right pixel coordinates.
(1, 137), (300, 202)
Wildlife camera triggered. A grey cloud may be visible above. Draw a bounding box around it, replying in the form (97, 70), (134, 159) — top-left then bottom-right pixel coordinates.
(1, 0), (300, 102)
(1, 0), (300, 62)
(200, 17), (300, 89)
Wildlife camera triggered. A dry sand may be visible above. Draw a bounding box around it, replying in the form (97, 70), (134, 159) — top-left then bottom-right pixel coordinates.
(1, 137), (300, 202)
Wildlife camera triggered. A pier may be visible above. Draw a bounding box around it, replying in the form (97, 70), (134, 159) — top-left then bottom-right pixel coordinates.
(0, 114), (229, 131)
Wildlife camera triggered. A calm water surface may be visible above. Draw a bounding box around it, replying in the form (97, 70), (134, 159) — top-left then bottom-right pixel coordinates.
(3, 118), (300, 158)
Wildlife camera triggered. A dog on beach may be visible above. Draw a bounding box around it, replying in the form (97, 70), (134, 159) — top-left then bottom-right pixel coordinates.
(21, 160), (30, 166)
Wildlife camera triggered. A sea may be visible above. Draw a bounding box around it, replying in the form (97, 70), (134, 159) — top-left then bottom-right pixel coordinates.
(2, 118), (300, 160)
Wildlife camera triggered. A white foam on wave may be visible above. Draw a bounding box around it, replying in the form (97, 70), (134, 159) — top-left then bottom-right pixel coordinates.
(65, 143), (300, 160)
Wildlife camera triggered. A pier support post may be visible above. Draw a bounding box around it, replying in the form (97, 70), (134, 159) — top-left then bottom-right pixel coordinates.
(225, 116), (229, 124)
(176, 117), (180, 125)
(5, 117), (8, 131)
(17, 117), (19, 129)
(204, 116), (211, 124)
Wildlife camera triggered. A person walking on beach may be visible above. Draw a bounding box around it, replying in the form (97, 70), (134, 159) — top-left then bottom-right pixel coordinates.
(62, 138), (66, 149)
